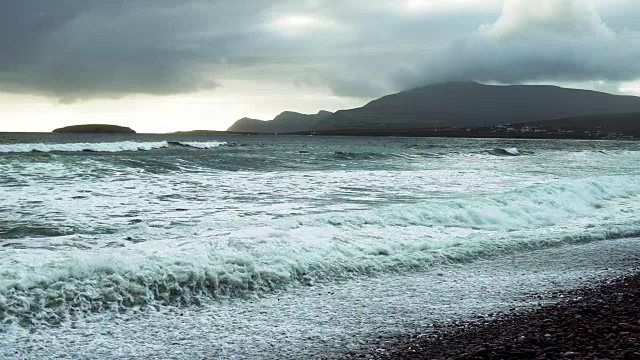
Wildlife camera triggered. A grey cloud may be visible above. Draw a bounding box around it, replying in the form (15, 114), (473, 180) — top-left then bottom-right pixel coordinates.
(327, 77), (388, 99)
(1, 0), (639, 101)
(390, 0), (640, 91)
(0, 0), (276, 99)
(0, 0), (503, 100)
(598, 0), (640, 32)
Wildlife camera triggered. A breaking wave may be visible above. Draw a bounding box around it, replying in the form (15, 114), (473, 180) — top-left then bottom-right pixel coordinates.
(329, 147), (531, 161)
(310, 176), (640, 229)
(168, 141), (227, 149)
(0, 141), (170, 153)
(2, 176), (640, 327)
(330, 151), (419, 161)
(331, 151), (391, 160)
(0, 141), (226, 153)
(489, 147), (522, 156)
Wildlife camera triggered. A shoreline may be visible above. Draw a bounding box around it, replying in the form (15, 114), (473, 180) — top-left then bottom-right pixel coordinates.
(4, 238), (640, 359)
(341, 272), (640, 360)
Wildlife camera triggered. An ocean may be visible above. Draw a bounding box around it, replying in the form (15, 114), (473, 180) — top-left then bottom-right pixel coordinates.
(1, 133), (640, 359)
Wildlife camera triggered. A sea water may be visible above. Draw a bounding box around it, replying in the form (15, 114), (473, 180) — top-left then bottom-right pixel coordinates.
(1, 134), (640, 358)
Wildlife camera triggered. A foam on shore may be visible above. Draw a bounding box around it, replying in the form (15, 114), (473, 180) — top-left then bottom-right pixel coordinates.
(2, 238), (639, 359)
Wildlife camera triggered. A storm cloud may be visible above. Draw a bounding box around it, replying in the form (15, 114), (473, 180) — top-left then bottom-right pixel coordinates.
(391, 0), (640, 90)
(1, 0), (639, 101)
(0, 1), (277, 101)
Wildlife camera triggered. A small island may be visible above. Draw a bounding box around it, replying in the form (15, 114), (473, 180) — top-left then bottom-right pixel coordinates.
(53, 124), (137, 134)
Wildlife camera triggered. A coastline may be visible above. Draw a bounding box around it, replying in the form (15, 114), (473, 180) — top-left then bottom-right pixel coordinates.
(4, 238), (640, 359)
(171, 129), (638, 141)
(341, 272), (640, 360)
(291, 129), (638, 141)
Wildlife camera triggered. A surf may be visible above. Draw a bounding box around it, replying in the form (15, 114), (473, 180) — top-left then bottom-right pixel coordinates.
(2, 175), (640, 327)
(0, 141), (227, 153)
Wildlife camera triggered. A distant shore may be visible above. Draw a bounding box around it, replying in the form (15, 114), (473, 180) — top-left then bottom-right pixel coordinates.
(294, 128), (634, 140)
(0, 127), (630, 141)
(172, 129), (637, 141)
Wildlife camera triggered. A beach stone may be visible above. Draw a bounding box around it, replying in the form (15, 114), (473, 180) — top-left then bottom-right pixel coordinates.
(342, 274), (640, 360)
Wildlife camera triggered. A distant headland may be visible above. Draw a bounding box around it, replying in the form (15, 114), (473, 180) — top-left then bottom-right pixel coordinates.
(53, 124), (136, 134)
(222, 82), (640, 140)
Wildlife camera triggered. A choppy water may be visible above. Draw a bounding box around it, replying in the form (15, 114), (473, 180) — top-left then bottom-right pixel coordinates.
(1, 134), (639, 336)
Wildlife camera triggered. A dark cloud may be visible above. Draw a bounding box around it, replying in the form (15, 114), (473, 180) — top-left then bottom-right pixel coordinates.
(0, 0), (274, 99)
(390, 0), (640, 91)
(0, 0), (639, 101)
(0, 0), (502, 100)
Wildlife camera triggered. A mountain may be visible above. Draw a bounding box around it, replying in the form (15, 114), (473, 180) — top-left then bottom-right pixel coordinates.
(53, 124), (136, 134)
(227, 111), (332, 133)
(311, 82), (640, 131)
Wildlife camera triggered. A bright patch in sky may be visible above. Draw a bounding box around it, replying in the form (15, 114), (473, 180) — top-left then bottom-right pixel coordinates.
(0, 81), (365, 133)
(269, 14), (338, 35)
(620, 81), (640, 96)
(276, 15), (319, 27)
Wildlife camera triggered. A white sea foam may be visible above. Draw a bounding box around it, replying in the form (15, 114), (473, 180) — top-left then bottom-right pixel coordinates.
(310, 176), (640, 229)
(2, 138), (640, 329)
(0, 141), (228, 153)
(0, 141), (170, 153)
(2, 175), (640, 326)
(500, 147), (520, 155)
(486, 147), (522, 156)
(175, 141), (227, 149)
(4, 239), (638, 359)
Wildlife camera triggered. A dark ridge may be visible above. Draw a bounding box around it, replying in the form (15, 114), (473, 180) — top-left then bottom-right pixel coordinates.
(312, 82), (640, 131)
(52, 124), (136, 134)
(176, 111), (640, 141)
(226, 110), (333, 133)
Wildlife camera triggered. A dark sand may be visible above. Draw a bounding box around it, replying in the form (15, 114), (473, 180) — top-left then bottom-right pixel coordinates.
(342, 274), (640, 360)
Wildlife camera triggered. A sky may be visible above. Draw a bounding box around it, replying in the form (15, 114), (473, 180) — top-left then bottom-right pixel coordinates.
(1, 0), (640, 133)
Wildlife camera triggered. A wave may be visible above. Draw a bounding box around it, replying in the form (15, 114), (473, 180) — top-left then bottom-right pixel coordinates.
(3, 227), (639, 327)
(477, 147), (536, 157)
(329, 148), (531, 161)
(0, 141), (227, 153)
(331, 151), (390, 160)
(0, 141), (170, 153)
(0, 222), (72, 240)
(293, 148), (640, 164)
(489, 147), (521, 156)
(167, 141), (227, 149)
(2, 176), (640, 326)
(330, 151), (419, 161)
(311, 176), (640, 229)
